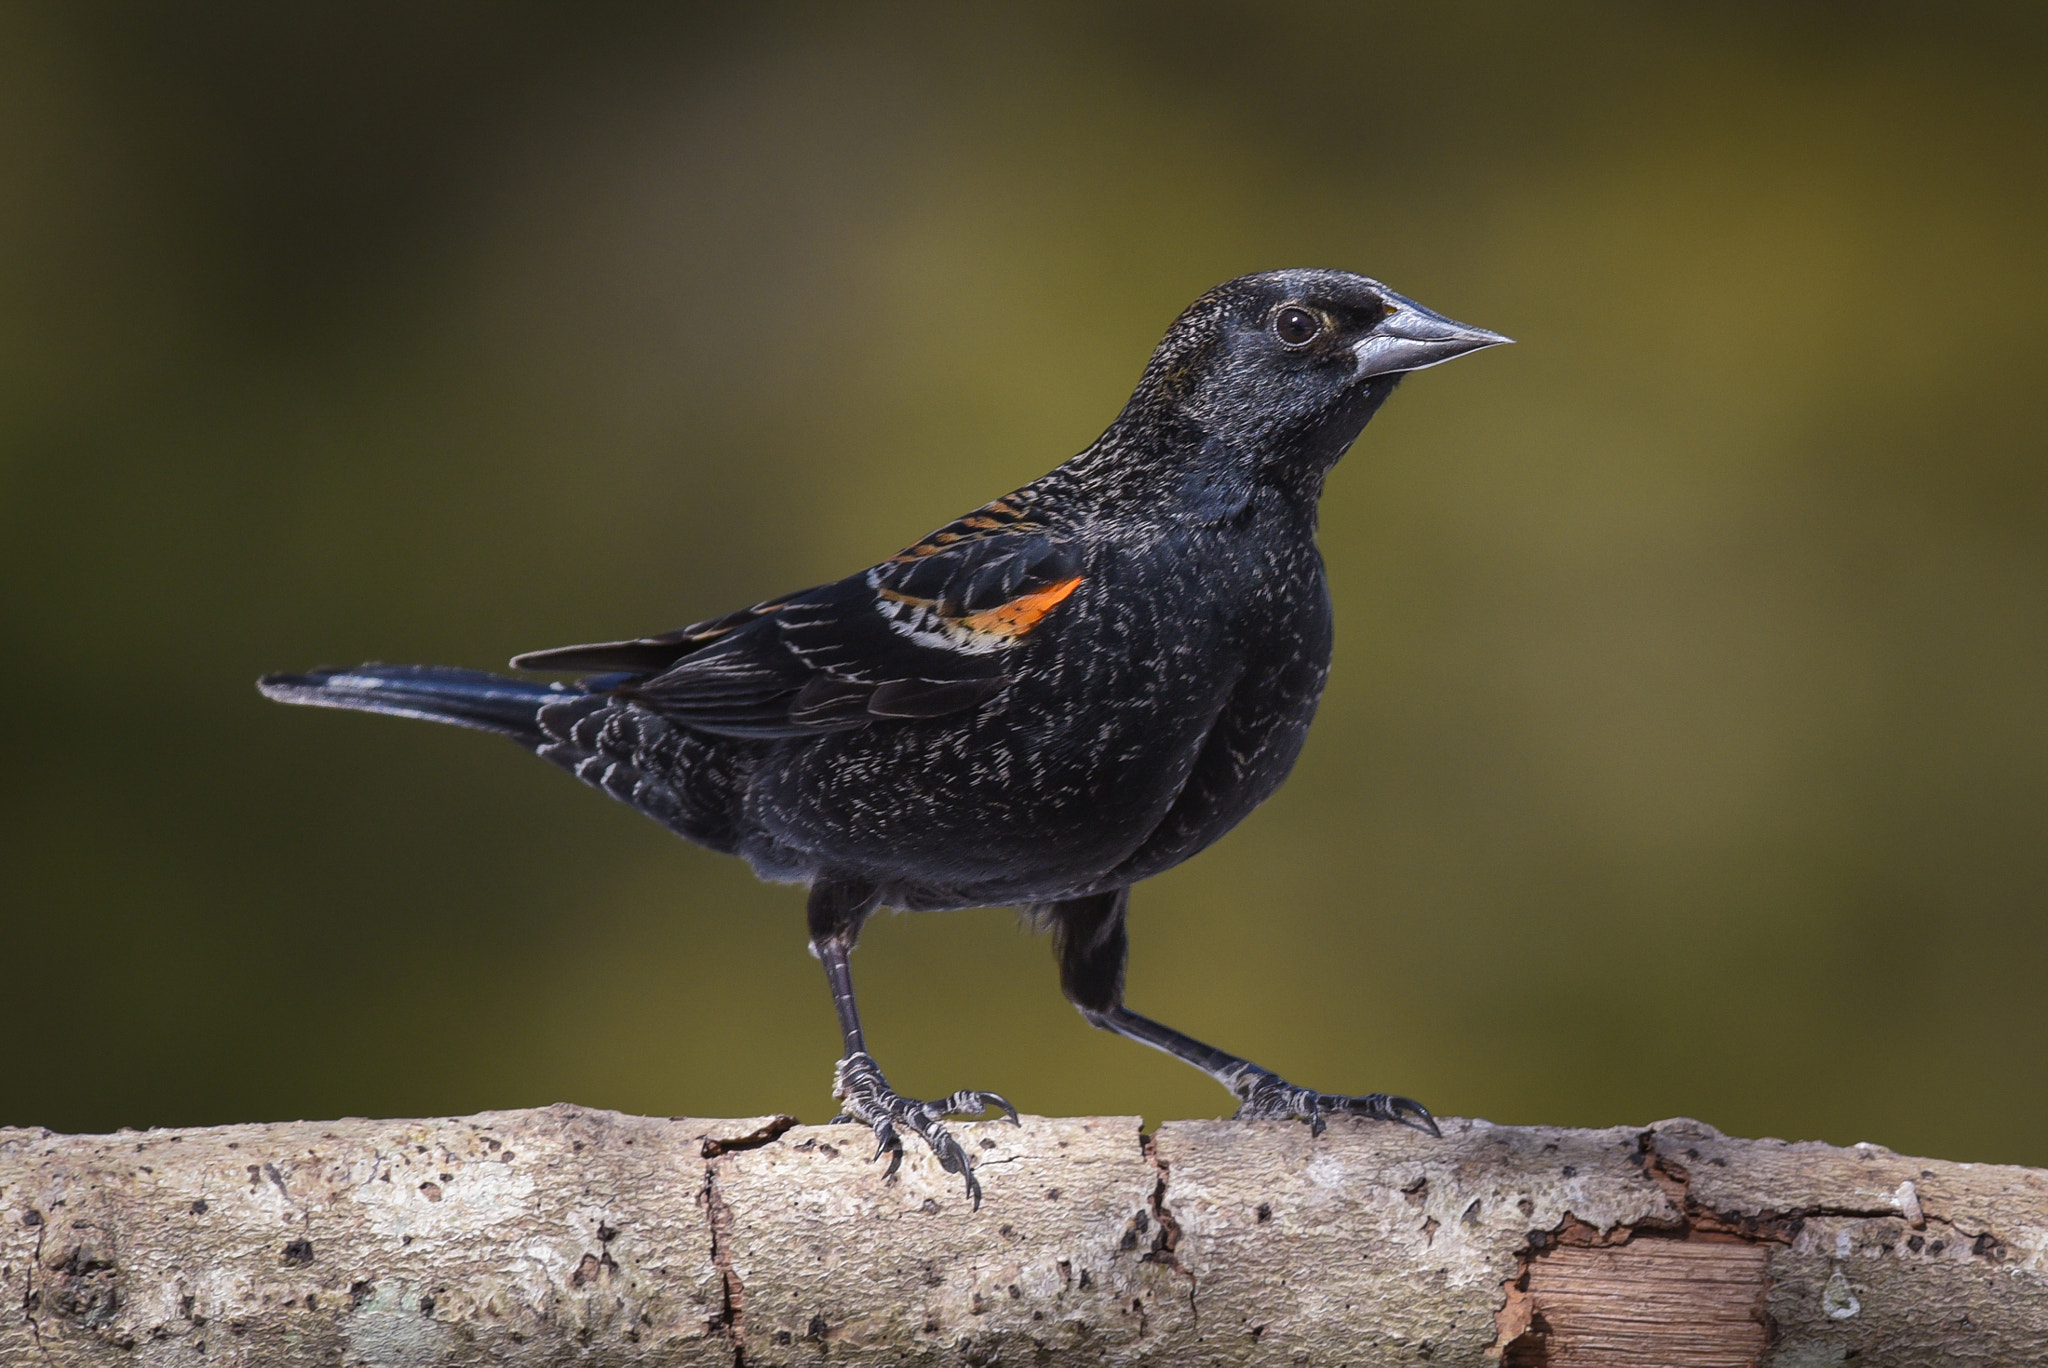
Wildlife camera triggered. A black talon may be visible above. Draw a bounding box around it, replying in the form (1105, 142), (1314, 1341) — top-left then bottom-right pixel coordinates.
(1388, 1095), (1441, 1138)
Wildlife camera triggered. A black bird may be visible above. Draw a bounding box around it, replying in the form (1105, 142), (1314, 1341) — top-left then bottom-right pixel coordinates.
(261, 269), (1508, 1204)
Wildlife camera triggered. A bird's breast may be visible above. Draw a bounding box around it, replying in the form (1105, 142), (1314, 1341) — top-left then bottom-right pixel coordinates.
(740, 521), (1329, 903)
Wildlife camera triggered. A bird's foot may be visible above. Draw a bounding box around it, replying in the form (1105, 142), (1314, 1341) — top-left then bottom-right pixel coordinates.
(829, 1051), (1019, 1208)
(1228, 1067), (1441, 1138)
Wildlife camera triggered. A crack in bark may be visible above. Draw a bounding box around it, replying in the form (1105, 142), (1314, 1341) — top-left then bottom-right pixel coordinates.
(1630, 1133), (1805, 1244)
(693, 1114), (801, 1366)
(700, 1157), (746, 1367)
(1137, 1131), (1197, 1331)
(21, 1208), (50, 1364)
(1636, 1134), (2011, 1254)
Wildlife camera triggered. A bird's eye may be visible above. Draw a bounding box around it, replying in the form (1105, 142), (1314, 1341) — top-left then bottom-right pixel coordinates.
(1274, 305), (1323, 348)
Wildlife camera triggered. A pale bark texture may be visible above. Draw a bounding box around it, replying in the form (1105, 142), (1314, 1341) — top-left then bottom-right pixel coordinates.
(2, 1106), (2043, 1366)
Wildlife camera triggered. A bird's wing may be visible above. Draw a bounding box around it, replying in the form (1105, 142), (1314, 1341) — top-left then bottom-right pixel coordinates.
(512, 498), (1084, 738)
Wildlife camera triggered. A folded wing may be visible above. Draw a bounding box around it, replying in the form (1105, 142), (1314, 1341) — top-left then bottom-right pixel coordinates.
(512, 500), (1084, 739)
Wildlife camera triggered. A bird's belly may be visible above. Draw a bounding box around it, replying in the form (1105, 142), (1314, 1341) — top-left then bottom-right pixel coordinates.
(737, 669), (1233, 905)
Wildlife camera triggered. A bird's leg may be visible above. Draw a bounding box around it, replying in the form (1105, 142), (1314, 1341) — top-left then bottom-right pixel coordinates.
(1048, 889), (1439, 1137)
(1090, 1004), (1439, 1135)
(808, 878), (1017, 1207)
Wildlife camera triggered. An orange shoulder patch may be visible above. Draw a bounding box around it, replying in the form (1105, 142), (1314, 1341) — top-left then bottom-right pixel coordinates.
(956, 576), (1083, 639)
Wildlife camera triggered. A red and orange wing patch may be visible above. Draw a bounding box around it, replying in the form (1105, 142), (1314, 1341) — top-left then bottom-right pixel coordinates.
(956, 575), (1083, 639)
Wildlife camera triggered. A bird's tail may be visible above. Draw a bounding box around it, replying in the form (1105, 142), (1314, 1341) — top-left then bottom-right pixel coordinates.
(257, 664), (584, 745)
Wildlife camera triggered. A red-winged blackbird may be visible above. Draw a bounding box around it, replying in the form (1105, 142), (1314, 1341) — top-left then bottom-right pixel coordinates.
(262, 270), (1507, 1204)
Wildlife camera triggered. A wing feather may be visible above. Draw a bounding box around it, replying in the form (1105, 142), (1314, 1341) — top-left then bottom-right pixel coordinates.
(512, 496), (1083, 738)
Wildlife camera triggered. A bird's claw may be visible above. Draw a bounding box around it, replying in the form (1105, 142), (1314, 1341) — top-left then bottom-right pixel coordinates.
(932, 1087), (1022, 1127)
(831, 1052), (1015, 1208)
(1229, 1068), (1441, 1138)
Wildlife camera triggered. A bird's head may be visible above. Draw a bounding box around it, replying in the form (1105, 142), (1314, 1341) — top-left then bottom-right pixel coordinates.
(1106, 269), (1509, 502)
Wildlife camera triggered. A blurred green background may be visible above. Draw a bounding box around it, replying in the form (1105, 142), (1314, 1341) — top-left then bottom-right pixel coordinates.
(3, 2), (2044, 1168)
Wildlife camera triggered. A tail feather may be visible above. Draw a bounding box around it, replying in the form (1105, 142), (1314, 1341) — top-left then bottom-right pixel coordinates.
(260, 662), (747, 852)
(258, 664), (583, 744)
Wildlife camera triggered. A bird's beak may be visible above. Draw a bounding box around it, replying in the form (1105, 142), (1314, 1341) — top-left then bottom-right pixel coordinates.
(1352, 293), (1512, 381)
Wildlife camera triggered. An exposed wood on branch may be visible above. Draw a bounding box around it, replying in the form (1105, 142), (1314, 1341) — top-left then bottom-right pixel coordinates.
(3, 1107), (2043, 1365)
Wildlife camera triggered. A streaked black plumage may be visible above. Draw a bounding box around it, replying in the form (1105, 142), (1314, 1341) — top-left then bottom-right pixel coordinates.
(262, 269), (1508, 1203)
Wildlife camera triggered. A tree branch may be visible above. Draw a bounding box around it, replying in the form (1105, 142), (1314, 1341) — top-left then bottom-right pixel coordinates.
(2, 1106), (2042, 1365)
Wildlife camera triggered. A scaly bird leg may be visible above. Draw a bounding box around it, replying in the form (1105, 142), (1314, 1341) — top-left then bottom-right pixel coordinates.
(1046, 888), (1438, 1138)
(1087, 1003), (1437, 1136)
(810, 879), (1018, 1208)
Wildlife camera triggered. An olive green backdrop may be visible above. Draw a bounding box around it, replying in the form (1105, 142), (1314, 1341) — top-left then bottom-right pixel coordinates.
(3, 3), (2043, 1167)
